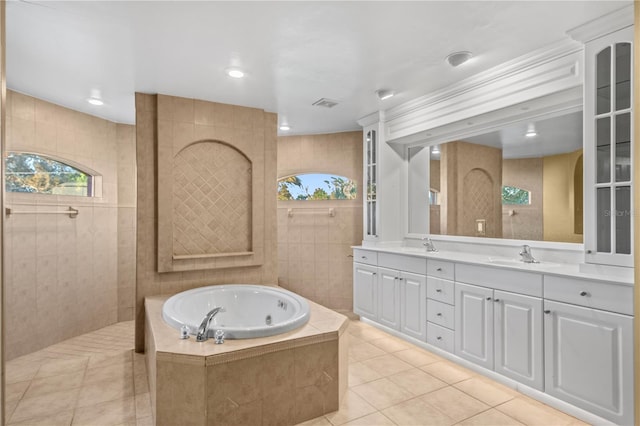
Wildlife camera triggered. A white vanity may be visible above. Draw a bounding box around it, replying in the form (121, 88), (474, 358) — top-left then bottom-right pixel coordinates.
(352, 247), (633, 425)
(354, 6), (634, 425)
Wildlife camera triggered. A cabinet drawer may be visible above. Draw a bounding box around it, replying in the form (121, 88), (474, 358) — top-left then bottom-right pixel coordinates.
(426, 259), (454, 280)
(544, 275), (633, 315)
(426, 277), (454, 305)
(427, 299), (455, 329)
(455, 263), (542, 297)
(353, 249), (377, 266)
(427, 322), (454, 353)
(378, 253), (427, 275)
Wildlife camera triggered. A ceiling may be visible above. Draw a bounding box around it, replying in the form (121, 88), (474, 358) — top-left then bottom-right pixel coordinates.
(461, 110), (584, 159)
(7, 1), (630, 136)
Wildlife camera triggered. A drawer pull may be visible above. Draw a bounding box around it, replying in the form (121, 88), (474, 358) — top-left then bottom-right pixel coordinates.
(436, 289), (442, 293)
(372, 273), (377, 276)
(437, 267), (443, 271)
(361, 256), (367, 260)
(494, 299), (500, 303)
(436, 336), (442, 340)
(544, 310), (551, 314)
(436, 312), (442, 317)
(579, 291), (589, 297)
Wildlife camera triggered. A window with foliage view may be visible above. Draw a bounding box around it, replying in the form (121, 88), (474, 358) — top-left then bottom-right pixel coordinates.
(277, 174), (357, 200)
(502, 185), (530, 205)
(5, 152), (93, 196)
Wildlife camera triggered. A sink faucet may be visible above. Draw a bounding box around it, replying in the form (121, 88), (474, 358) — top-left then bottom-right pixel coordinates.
(422, 237), (438, 252)
(519, 245), (539, 263)
(196, 307), (225, 342)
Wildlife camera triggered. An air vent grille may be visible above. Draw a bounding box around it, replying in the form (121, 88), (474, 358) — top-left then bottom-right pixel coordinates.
(312, 98), (339, 108)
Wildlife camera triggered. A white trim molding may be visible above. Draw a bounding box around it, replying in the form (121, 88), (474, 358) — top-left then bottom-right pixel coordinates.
(567, 4), (634, 44)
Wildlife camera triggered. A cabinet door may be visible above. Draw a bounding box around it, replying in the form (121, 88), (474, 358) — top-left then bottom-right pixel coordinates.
(455, 282), (493, 369)
(544, 300), (633, 425)
(377, 268), (400, 330)
(584, 27), (634, 267)
(353, 263), (378, 319)
(400, 272), (426, 340)
(494, 291), (543, 390)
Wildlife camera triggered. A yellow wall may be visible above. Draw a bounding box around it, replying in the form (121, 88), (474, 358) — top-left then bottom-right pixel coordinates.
(542, 149), (584, 243)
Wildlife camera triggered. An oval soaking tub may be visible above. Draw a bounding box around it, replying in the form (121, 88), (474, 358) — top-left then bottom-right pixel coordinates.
(162, 284), (310, 339)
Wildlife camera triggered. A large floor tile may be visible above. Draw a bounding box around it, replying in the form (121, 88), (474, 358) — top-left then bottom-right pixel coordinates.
(454, 377), (517, 406)
(458, 408), (525, 426)
(495, 397), (578, 426)
(23, 371), (84, 399)
(420, 361), (475, 384)
(351, 377), (415, 410)
(76, 375), (135, 408)
(34, 358), (88, 380)
(360, 354), (413, 377)
(382, 397), (454, 426)
(9, 388), (80, 424)
(387, 368), (448, 396)
(368, 336), (412, 353)
(324, 390), (377, 426)
(8, 409), (74, 426)
(349, 341), (387, 362)
(419, 386), (490, 423)
(348, 362), (383, 386)
(343, 412), (395, 426)
(72, 396), (136, 426)
(393, 348), (442, 367)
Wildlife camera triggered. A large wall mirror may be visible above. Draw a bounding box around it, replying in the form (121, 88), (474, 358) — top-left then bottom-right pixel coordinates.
(408, 110), (584, 244)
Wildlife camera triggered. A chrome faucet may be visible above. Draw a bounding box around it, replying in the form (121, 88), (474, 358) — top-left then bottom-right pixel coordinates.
(519, 245), (538, 263)
(196, 307), (225, 342)
(422, 237), (438, 252)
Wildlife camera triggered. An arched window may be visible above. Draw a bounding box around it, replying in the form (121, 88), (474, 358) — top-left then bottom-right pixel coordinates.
(502, 185), (531, 205)
(5, 152), (95, 196)
(277, 173), (357, 200)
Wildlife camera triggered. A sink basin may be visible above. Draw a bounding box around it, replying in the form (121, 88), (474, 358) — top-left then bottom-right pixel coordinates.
(487, 258), (534, 267)
(400, 247), (440, 255)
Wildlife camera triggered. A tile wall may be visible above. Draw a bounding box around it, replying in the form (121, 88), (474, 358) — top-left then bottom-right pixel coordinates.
(277, 131), (363, 311)
(134, 93), (278, 351)
(4, 91), (135, 359)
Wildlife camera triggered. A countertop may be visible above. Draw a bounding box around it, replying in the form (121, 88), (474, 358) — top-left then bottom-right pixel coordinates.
(353, 245), (634, 286)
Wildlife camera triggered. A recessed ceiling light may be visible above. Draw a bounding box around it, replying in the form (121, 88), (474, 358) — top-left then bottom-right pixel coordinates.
(431, 145), (440, 154)
(446, 51), (473, 67)
(526, 124), (537, 137)
(87, 97), (104, 106)
(279, 124), (291, 131)
(375, 89), (395, 101)
(226, 68), (245, 78)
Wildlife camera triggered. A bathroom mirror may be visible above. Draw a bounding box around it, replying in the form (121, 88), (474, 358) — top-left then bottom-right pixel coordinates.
(408, 110), (584, 243)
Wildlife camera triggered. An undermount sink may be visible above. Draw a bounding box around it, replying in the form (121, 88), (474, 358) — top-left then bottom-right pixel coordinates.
(400, 247), (439, 254)
(487, 258), (529, 267)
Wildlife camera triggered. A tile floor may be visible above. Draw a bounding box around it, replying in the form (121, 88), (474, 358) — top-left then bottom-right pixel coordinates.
(5, 319), (590, 426)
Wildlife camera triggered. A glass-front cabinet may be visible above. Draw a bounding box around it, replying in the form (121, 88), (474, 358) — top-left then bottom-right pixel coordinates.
(585, 26), (633, 267)
(364, 128), (378, 239)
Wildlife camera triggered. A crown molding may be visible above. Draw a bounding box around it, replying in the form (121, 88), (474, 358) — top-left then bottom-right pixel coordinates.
(357, 111), (385, 128)
(567, 4), (633, 43)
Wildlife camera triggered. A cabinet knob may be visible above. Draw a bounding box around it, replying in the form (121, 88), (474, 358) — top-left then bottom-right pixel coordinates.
(486, 297), (492, 301)
(436, 312), (442, 316)
(494, 299), (500, 302)
(437, 267), (443, 272)
(436, 336), (442, 340)
(361, 256), (367, 260)
(372, 273), (377, 276)
(436, 289), (442, 293)
(398, 277), (404, 281)
(586, 250), (593, 254)
(579, 291), (589, 297)
(544, 310), (551, 314)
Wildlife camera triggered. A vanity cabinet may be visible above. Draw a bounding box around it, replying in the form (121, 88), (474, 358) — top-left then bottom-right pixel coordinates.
(399, 272), (427, 340)
(426, 259), (455, 352)
(584, 26), (634, 267)
(377, 268), (401, 330)
(455, 265), (544, 390)
(543, 276), (634, 425)
(353, 262), (378, 320)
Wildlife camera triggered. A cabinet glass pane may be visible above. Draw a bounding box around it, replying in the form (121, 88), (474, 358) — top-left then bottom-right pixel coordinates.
(596, 47), (611, 114)
(615, 186), (631, 254)
(615, 43), (631, 111)
(615, 113), (631, 182)
(597, 188), (611, 253)
(596, 117), (611, 183)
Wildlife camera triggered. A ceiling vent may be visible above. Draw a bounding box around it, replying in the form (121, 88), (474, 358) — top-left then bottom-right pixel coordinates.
(312, 98), (339, 108)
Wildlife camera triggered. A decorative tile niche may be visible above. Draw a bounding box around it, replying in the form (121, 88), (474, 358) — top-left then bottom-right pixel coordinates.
(156, 95), (266, 272)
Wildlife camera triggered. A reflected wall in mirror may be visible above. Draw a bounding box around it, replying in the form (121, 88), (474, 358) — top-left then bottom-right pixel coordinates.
(409, 111), (584, 243)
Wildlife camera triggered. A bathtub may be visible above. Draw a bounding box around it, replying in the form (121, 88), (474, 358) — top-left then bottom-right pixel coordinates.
(162, 284), (310, 339)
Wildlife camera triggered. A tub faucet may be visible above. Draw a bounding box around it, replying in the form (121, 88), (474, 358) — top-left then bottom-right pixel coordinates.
(422, 237), (438, 252)
(196, 307), (225, 342)
(519, 245), (538, 263)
